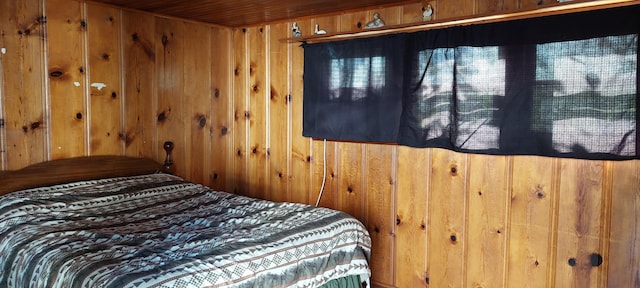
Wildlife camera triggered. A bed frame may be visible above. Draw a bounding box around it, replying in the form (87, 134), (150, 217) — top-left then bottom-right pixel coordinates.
(0, 141), (175, 196)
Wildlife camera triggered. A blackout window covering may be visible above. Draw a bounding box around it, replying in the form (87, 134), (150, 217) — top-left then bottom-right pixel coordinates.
(302, 5), (640, 160)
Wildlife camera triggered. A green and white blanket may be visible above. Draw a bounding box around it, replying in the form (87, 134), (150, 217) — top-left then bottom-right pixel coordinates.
(0, 173), (371, 288)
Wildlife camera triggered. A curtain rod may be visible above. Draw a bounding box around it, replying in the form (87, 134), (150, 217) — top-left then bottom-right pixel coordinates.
(284, 0), (639, 44)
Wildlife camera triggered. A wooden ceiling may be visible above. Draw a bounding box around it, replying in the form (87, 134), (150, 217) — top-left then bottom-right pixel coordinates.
(88, 0), (414, 27)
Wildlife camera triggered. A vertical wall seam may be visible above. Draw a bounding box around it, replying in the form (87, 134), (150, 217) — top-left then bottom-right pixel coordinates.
(82, 2), (90, 156)
(264, 24), (271, 199)
(181, 21), (189, 180)
(227, 28), (235, 191)
(151, 16), (158, 161)
(244, 28), (250, 196)
(424, 148), (432, 284)
(503, 156), (514, 287)
(205, 26), (213, 185)
(547, 158), (562, 288)
(391, 8), (402, 282)
(599, 160), (614, 288)
(285, 22), (293, 203)
(118, 9), (125, 156)
(392, 7), (401, 284)
(390, 145), (398, 285)
(41, 0), (51, 162)
(0, 33), (5, 170)
(462, 153), (470, 288)
(361, 144), (367, 221)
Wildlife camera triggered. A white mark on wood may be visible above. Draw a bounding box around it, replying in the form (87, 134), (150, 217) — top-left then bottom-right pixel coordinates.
(0, 48), (5, 54)
(73, 82), (81, 87)
(91, 82), (107, 90)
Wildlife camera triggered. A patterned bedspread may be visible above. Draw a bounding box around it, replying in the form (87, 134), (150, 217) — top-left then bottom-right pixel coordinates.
(0, 173), (371, 288)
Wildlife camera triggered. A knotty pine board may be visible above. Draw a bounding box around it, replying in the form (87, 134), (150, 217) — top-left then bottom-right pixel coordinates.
(87, 3), (123, 156)
(289, 18), (313, 205)
(232, 27), (250, 196)
(0, 0), (46, 169)
(395, 146), (430, 287)
(2, 1), (639, 287)
(608, 160), (640, 288)
(507, 156), (557, 288)
(268, 22), (292, 203)
(154, 17), (186, 177)
(247, 26), (269, 200)
(209, 25), (233, 191)
(122, 9), (156, 160)
(183, 21), (212, 185)
(47, 0), (86, 159)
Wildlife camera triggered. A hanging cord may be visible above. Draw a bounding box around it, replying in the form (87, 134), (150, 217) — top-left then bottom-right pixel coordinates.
(314, 139), (327, 207)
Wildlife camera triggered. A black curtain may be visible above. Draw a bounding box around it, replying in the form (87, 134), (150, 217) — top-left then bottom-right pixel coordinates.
(303, 5), (640, 160)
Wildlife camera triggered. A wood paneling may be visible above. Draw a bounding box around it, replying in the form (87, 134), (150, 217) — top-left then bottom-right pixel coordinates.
(396, 146), (429, 287)
(290, 18), (313, 205)
(209, 25), (233, 191)
(232, 27), (250, 196)
(608, 160), (640, 288)
(268, 22), (291, 203)
(507, 156), (557, 288)
(2, 1), (639, 288)
(466, 154), (509, 288)
(428, 149), (468, 287)
(155, 17), (186, 176)
(87, 4), (122, 155)
(183, 21), (211, 184)
(247, 26), (269, 200)
(0, 0), (46, 170)
(83, 0), (413, 27)
(47, 0), (87, 159)
(436, 0), (475, 18)
(365, 144), (397, 285)
(122, 9), (156, 159)
(555, 160), (606, 287)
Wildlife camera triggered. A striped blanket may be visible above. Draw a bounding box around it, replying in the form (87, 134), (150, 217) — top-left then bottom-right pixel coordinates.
(0, 173), (371, 288)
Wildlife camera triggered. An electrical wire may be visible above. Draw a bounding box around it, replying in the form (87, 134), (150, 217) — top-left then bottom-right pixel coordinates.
(314, 139), (327, 207)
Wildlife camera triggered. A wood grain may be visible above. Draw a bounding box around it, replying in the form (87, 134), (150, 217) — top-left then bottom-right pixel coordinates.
(0, 0), (46, 170)
(268, 22), (291, 203)
(232, 27), (249, 196)
(87, 3), (123, 156)
(395, 146), (429, 287)
(0, 156), (162, 195)
(2, 1), (639, 287)
(428, 149), (467, 288)
(555, 159), (604, 287)
(365, 144), (396, 286)
(289, 18), (313, 205)
(47, 0), (87, 159)
(183, 21), (211, 185)
(209, 26), (233, 191)
(80, 0), (412, 27)
(608, 160), (640, 288)
(248, 26), (268, 200)
(155, 17), (185, 177)
(466, 154), (509, 288)
(507, 156), (557, 288)
(122, 9), (156, 159)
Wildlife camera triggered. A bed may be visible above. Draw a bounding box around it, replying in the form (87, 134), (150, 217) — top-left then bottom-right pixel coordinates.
(0, 142), (371, 288)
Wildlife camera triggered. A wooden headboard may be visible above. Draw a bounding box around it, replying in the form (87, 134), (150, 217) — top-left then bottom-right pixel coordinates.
(0, 141), (175, 195)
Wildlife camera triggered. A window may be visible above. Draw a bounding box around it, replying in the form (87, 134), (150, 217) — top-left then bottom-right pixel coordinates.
(329, 57), (386, 92)
(415, 47), (505, 149)
(533, 35), (636, 156)
(303, 5), (640, 160)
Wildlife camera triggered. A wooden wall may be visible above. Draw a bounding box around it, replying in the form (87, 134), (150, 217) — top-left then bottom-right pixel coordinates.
(0, 0), (638, 287)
